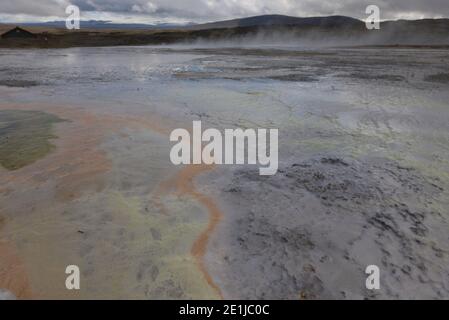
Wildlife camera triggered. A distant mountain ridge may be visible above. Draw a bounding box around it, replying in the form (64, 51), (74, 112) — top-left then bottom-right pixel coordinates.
(3, 14), (449, 33)
(187, 14), (364, 30)
(14, 15), (364, 30)
(1, 14), (449, 48)
(18, 20), (196, 30)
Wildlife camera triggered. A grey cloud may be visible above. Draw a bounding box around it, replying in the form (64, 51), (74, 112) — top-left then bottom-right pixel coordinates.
(1, 0), (448, 22)
(0, 0), (69, 16)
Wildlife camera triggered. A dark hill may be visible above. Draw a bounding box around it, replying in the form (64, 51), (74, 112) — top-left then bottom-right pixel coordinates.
(188, 14), (363, 30)
(1, 15), (449, 48)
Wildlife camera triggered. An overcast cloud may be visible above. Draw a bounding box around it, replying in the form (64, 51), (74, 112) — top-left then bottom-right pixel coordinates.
(1, 0), (448, 23)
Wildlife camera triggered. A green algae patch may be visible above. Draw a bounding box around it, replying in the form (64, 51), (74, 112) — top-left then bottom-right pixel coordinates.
(0, 110), (65, 170)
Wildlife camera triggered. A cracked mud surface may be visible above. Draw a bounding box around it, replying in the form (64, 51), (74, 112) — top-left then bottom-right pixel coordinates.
(1, 46), (449, 299)
(204, 156), (449, 299)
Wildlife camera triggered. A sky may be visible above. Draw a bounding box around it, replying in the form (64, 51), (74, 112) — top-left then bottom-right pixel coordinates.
(1, 0), (449, 24)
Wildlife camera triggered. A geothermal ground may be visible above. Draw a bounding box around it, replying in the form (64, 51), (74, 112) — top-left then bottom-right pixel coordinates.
(0, 46), (448, 299)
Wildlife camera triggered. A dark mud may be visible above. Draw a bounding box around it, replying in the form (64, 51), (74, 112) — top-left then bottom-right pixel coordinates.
(268, 74), (319, 82)
(0, 80), (40, 87)
(206, 156), (449, 299)
(170, 48), (449, 88)
(424, 73), (449, 84)
(338, 73), (406, 82)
